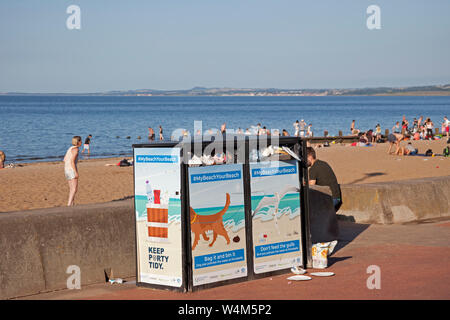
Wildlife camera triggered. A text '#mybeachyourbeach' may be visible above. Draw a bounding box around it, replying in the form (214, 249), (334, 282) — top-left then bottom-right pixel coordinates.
(190, 170), (241, 184)
(136, 155), (179, 163)
(251, 165), (296, 178)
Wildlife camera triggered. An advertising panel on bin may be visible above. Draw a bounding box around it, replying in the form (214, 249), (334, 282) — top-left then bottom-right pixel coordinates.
(188, 163), (248, 286)
(250, 160), (303, 274)
(134, 147), (183, 287)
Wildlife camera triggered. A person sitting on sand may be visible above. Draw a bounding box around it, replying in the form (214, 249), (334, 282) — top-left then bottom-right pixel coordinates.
(282, 129), (289, 136)
(404, 142), (418, 155)
(387, 132), (404, 154)
(64, 136), (82, 206)
(375, 124), (382, 142)
(366, 129), (375, 143)
(359, 132), (369, 144)
(0, 150), (5, 169)
(396, 141), (416, 156)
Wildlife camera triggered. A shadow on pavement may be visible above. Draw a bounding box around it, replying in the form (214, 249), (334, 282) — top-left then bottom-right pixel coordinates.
(327, 256), (352, 267)
(333, 220), (371, 254)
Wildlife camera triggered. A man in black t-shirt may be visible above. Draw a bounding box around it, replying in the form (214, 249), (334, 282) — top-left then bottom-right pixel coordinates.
(306, 147), (342, 211)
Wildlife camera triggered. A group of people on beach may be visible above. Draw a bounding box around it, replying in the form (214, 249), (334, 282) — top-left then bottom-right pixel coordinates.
(350, 116), (450, 146)
(161, 121), (314, 140)
(390, 116), (450, 140)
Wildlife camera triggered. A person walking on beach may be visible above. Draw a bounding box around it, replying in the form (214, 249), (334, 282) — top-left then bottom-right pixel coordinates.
(293, 120), (299, 137)
(444, 116), (449, 140)
(81, 134), (92, 155)
(0, 150), (5, 169)
(299, 119), (307, 137)
(159, 126), (164, 140)
(417, 116), (423, 128)
(307, 124), (313, 137)
(64, 136), (82, 206)
(401, 116), (409, 133)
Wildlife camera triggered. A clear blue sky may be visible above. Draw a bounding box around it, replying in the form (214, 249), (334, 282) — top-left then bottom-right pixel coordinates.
(1, 0), (449, 93)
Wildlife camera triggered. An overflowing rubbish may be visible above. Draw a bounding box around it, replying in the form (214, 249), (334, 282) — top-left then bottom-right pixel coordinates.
(188, 145), (296, 167)
(287, 275), (312, 281)
(310, 272), (335, 277)
(290, 266), (307, 275)
(109, 278), (123, 284)
(311, 240), (338, 269)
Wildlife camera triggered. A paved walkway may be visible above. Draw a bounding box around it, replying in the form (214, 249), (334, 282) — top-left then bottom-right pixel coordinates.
(19, 219), (450, 300)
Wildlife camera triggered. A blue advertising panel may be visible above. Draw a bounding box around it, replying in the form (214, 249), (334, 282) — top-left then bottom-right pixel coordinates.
(250, 160), (303, 274)
(188, 164), (248, 286)
(134, 147), (183, 287)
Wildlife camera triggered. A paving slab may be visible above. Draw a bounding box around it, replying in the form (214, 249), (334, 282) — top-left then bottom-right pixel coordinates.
(17, 219), (450, 300)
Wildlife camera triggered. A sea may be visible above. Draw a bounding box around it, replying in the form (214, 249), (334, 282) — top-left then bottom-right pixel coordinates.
(0, 95), (449, 163)
(134, 192), (300, 233)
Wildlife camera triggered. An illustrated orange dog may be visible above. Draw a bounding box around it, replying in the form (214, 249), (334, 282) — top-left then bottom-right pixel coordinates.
(190, 193), (231, 250)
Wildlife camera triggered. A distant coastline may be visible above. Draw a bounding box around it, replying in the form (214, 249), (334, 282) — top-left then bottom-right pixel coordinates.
(1, 84), (449, 97)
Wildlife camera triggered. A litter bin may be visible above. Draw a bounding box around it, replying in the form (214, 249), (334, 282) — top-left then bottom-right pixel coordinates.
(133, 135), (311, 292)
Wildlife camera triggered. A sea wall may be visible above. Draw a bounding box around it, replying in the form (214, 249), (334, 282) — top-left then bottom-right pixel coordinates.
(0, 200), (136, 299)
(2, 175), (449, 299)
(339, 175), (450, 224)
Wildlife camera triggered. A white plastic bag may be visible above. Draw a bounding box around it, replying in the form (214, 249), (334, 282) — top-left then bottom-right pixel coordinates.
(311, 240), (338, 269)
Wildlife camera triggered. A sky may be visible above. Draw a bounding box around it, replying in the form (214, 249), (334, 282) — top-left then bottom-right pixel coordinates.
(0, 0), (449, 93)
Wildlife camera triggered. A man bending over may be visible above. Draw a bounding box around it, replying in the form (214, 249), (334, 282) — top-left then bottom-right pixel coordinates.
(306, 147), (342, 211)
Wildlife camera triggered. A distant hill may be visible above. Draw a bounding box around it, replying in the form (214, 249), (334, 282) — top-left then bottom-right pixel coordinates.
(2, 84), (449, 96)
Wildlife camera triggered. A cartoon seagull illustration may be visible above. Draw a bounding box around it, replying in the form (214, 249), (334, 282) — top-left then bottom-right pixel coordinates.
(252, 185), (300, 235)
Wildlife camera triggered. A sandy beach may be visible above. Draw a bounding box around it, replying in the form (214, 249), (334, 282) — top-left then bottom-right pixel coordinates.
(1, 139), (449, 213)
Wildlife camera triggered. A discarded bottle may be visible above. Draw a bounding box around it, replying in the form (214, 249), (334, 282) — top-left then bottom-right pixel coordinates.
(146, 180), (154, 203)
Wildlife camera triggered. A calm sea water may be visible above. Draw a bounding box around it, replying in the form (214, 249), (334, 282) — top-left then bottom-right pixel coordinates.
(0, 95), (449, 163)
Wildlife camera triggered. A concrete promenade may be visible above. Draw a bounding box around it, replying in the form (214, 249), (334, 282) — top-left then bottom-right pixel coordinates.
(18, 218), (450, 300)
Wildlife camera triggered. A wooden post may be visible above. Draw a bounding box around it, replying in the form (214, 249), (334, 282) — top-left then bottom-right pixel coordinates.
(385, 129), (389, 136)
(324, 130), (328, 137)
(338, 130), (343, 137)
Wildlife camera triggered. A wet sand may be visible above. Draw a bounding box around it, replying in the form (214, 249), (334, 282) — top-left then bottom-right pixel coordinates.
(0, 139), (449, 213)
